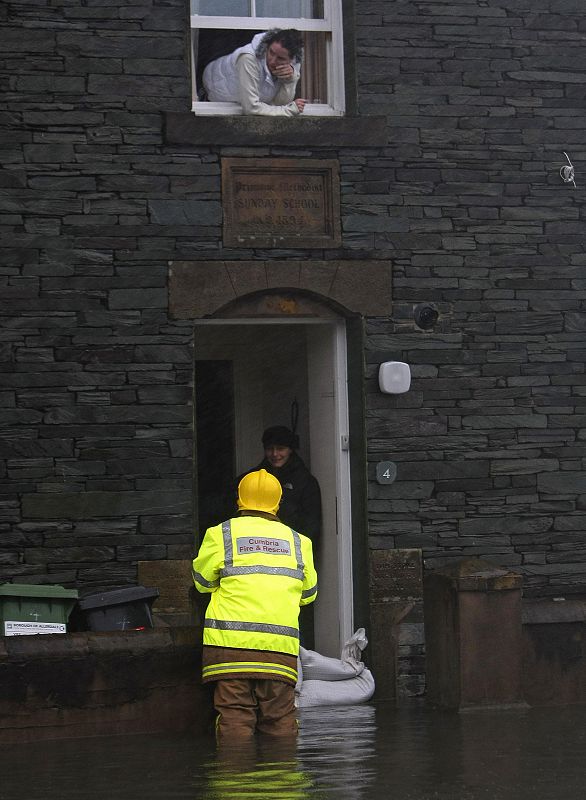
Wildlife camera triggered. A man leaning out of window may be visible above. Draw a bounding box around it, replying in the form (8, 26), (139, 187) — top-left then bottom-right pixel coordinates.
(203, 28), (307, 116)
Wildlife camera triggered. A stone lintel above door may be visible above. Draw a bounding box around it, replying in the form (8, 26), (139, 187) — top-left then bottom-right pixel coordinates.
(168, 259), (391, 319)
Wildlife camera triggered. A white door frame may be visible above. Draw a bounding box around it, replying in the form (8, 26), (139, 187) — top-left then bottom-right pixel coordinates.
(333, 321), (354, 647)
(193, 316), (354, 654)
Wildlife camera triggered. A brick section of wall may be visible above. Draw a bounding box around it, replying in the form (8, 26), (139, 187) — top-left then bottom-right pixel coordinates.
(1, 0), (586, 605)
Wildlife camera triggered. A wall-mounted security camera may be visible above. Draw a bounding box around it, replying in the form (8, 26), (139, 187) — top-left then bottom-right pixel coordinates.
(414, 303), (439, 330)
(379, 361), (411, 394)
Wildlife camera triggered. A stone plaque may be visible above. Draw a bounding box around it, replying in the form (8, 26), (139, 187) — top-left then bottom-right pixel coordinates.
(369, 549), (423, 602)
(222, 157), (341, 248)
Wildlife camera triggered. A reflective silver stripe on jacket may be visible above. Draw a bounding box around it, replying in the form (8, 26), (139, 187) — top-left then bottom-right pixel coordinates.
(222, 520), (234, 564)
(302, 583), (318, 599)
(192, 568), (219, 589)
(205, 617), (299, 639)
(221, 519), (305, 580)
(221, 565), (304, 580)
(291, 528), (304, 571)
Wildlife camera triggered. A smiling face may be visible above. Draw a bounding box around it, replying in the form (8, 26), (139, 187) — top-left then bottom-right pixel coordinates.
(264, 444), (293, 470)
(265, 40), (292, 75)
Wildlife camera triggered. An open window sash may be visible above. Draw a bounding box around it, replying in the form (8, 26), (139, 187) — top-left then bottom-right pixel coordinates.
(190, 3), (345, 116)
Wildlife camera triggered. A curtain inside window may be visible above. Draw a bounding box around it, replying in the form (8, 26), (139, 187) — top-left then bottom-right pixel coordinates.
(299, 32), (327, 103)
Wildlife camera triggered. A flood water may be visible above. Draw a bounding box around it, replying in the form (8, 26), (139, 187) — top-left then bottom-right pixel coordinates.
(1, 701), (586, 800)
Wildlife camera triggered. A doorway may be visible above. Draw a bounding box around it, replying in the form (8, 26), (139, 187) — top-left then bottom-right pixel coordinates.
(194, 318), (353, 657)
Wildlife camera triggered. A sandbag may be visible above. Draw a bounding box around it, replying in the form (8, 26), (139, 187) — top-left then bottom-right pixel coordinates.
(341, 628), (368, 665)
(295, 628), (375, 707)
(297, 668), (375, 708)
(299, 647), (364, 681)
(299, 627), (368, 681)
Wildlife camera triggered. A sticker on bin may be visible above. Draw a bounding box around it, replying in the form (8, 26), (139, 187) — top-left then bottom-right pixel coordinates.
(4, 620), (67, 636)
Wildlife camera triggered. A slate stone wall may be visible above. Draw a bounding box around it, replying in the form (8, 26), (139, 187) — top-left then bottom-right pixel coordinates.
(1, 0), (197, 588)
(2, 0), (586, 601)
(359, 0), (586, 598)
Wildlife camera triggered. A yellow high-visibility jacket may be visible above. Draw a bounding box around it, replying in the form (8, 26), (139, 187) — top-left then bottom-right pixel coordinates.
(193, 514), (318, 660)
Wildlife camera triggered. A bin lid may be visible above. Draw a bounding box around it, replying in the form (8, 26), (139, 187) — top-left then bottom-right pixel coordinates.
(0, 583), (79, 599)
(78, 585), (160, 611)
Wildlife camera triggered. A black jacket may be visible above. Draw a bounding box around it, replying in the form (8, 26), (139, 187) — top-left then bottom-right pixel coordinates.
(238, 452), (322, 545)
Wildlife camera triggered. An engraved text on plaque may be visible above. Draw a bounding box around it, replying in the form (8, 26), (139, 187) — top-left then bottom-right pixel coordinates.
(222, 158), (341, 248)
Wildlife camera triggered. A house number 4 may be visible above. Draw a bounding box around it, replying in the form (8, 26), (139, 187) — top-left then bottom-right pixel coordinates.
(376, 462), (397, 485)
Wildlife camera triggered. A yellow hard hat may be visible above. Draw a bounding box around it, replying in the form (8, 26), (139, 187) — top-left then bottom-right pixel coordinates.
(237, 469), (282, 515)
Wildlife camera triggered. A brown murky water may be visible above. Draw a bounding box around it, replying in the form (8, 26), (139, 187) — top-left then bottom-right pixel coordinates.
(1, 701), (586, 800)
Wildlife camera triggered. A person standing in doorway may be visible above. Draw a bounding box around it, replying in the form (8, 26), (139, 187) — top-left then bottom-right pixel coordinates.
(239, 426), (322, 650)
(247, 426), (322, 551)
(193, 469), (318, 738)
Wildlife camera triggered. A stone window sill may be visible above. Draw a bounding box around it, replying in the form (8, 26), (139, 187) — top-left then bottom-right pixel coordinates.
(163, 112), (387, 148)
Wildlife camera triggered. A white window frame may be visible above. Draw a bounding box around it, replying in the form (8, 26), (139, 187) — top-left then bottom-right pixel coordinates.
(190, 0), (345, 117)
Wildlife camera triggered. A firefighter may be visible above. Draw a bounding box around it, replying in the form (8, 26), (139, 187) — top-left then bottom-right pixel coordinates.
(193, 468), (318, 738)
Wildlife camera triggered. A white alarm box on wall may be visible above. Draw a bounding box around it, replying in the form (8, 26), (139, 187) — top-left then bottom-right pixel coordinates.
(378, 361), (411, 394)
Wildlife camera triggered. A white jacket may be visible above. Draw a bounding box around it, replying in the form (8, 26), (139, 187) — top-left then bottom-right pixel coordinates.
(202, 32), (301, 116)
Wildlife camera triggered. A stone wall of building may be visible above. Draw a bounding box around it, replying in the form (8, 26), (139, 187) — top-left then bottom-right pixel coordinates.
(2, 0), (585, 605)
(359, 0), (586, 598)
(1, 0), (197, 588)
(0, 625), (211, 743)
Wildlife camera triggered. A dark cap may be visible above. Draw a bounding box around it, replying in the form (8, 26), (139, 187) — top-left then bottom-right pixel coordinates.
(262, 426), (299, 450)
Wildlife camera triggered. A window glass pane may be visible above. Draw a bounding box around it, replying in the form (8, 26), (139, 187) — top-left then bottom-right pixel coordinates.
(191, 0), (250, 15)
(256, 0), (324, 18)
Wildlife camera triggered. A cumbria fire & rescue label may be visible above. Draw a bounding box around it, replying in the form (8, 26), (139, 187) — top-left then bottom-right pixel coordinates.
(237, 537), (292, 556)
(222, 157), (341, 248)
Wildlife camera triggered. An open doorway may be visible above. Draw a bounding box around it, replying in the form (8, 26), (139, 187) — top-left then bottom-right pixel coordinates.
(194, 318), (353, 657)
